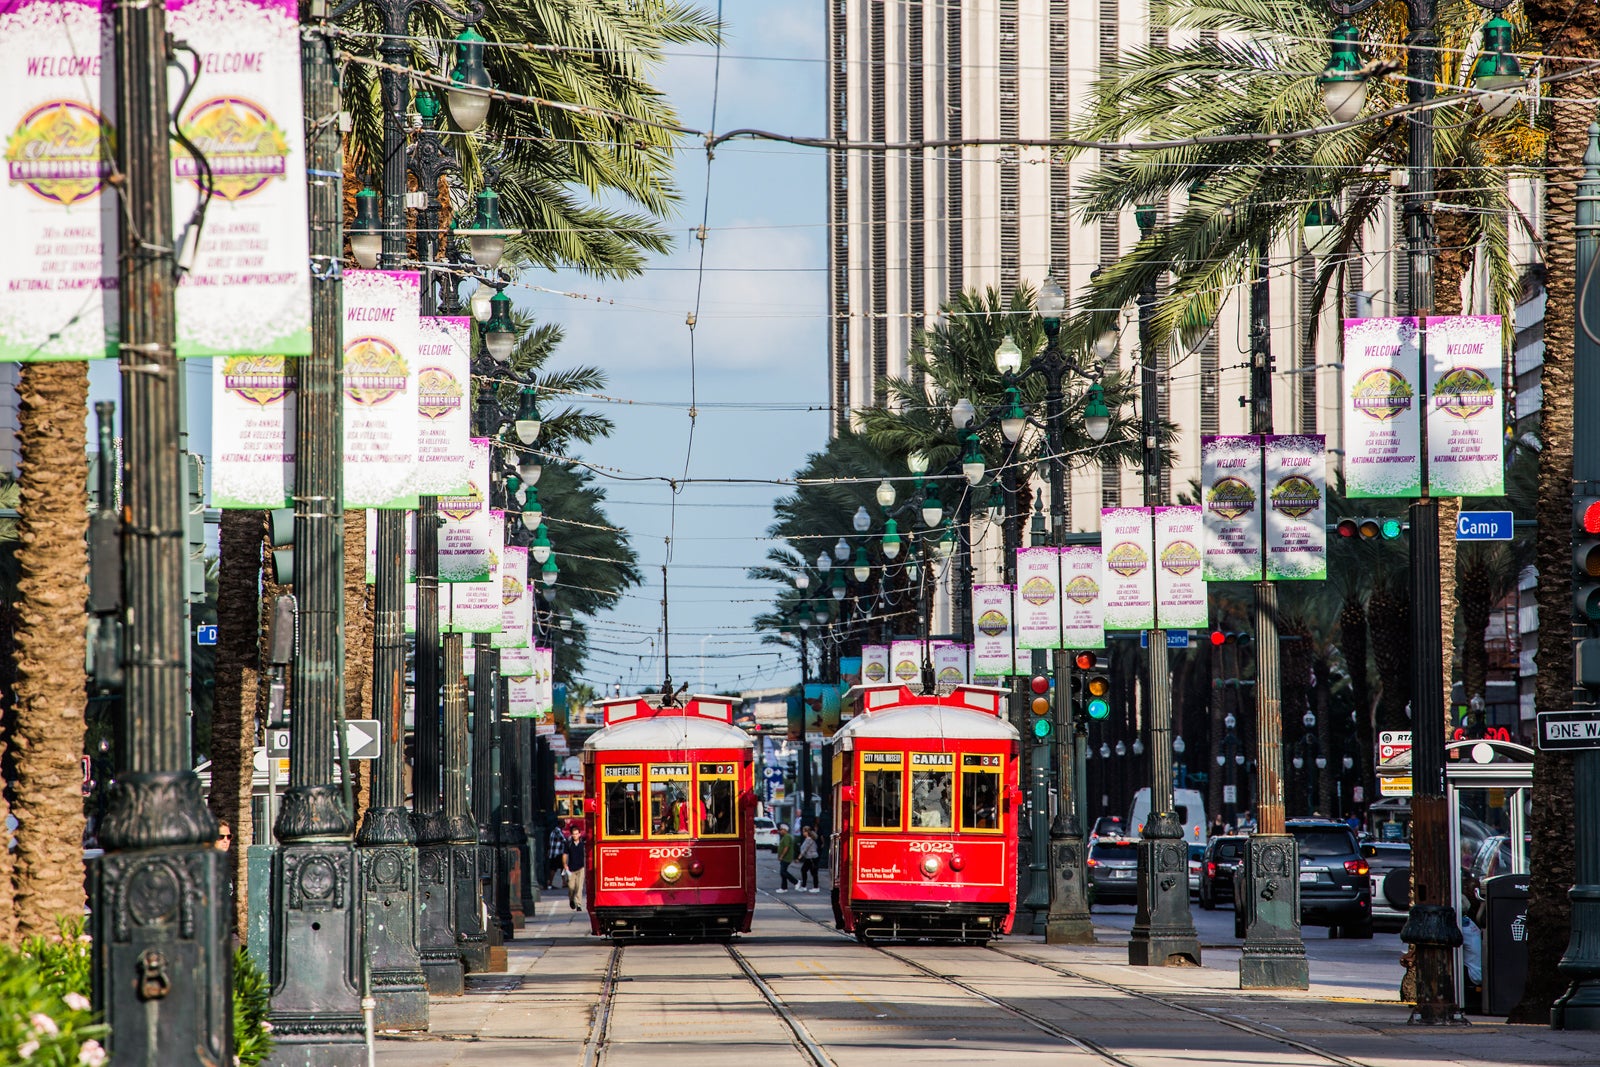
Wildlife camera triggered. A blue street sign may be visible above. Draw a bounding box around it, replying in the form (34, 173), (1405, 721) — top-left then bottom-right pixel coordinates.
(1456, 510), (1514, 542)
(196, 624), (218, 646)
(1140, 631), (1191, 649)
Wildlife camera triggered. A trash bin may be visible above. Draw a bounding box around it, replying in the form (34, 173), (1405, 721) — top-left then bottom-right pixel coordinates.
(1481, 872), (1531, 1017)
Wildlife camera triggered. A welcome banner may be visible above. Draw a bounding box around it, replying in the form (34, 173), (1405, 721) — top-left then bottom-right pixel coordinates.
(1264, 434), (1327, 580)
(1100, 508), (1155, 631)
(1059, 545), (1105, 649)
(861, 643), (889, 685)
(933, 641), (969, 687)
(437, 438), (492, 583)
(532, 647), (555, 733)
(445, 509), (503, 633)
(971, 584), (1016, 678)
(1154, 506), (1207, 630)
(414, 316), (473, 496)
(1200, 434), (1263, 582)
(491, 545), (529, 651)
(889, 639), (922, 685)
(343, 270), (419, 509)
(1343, 317), (1422, 498)
(212, 354), (294, 508)
(1426, 315), (1504, 497)
(1015, 547), (1062, 650)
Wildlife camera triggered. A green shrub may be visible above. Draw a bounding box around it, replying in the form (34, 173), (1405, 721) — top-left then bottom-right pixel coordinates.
(0, 920), (106, 1067)
(232, 949), (273, 1067)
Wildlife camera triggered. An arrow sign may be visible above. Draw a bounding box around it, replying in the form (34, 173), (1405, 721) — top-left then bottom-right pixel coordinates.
(1537, 710), (1600, 751)
(267, 720), (382, 760)
(1456, 510), (1514, 541)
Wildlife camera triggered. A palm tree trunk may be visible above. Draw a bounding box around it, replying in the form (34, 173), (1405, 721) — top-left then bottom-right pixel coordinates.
(9, 362), (89, 940)
(1338, 592), (1374, 796)
(1509, 16), (1597, 1019)
(210, 510), (264, 933)
(345, 510), (374, 823)
(1433, 210), (1470, 734)
(1367, 576), (1412, 733)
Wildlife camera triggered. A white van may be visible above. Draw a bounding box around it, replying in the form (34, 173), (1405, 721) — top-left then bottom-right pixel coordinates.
(1128, 788), (1208, 844)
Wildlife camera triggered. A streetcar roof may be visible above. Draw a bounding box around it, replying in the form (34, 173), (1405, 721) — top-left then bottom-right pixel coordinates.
(583, 714), (754, 752)
(832, 701), (1019, 743)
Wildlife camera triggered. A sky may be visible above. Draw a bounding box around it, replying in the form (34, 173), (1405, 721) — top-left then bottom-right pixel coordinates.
(516, 3), (827, 697)
(85, 1), (826, 697)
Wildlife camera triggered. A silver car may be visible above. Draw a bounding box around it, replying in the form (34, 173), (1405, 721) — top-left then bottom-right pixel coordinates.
(1360, 841), (1410, 929)
(1089, 839), (1140, 905)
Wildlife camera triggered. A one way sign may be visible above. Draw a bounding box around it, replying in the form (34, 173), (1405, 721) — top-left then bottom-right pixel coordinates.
(267, 720), (382, 760)
(1537, 710), (1600, 751)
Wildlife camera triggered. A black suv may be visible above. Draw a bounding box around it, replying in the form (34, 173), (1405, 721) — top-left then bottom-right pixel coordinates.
(1198, 834), (1247, 909)
(1291, 819), (1372, 938)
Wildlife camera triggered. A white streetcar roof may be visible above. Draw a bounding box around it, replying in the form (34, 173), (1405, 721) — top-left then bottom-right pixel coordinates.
(833, 701), (1019, 744)
(583, 714), (754, 753)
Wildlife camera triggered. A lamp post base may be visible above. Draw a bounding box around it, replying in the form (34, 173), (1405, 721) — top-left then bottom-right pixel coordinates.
(1044, 834), (1095, 944)
(1238, 833), (1309, 989)
(356, 808), (429, 1031)
(1554, 885), (1600, 1029)
(264, 841), (366, 1066)
(450, 833), (491, 973)
(417, 831), (465, 996)
(1128, 836), (1201, 967)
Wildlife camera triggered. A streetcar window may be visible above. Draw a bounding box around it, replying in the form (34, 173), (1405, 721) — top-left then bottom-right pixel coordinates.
(909, 753), (954, 830)
(649, 764), (692, 838)
(603, 780), (642, 838)
(698, 778), (737, 837)
(860, 753), (903, 831)
(961, 755), (1001, 832)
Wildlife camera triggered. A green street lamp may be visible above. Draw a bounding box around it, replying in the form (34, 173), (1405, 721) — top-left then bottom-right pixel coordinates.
(1303, 199), (1340, 256)
(350, 185), (382, 269)
(961, 433), (986, 486)
(448, 28), (494, 132)
(830, 570), (846, 601)
(935, 524), (956, 560)
(882, 518), (902, 561)
(518, 455), (542, 485)
(504, 473), (522, 505)
(484, 290), (517, 362)
(463, 183), (512, 271)
(1082, 383), (1112, 443)
(1134, 201), (1159, 235)
(994, 333), (1024, 375)
(1000, 385), (1028, 443)
(514, 385), (541, 444)
(540, 555), (558, 587)
(852, 546), (871, 583)
(520, 485), (542, 530)
(920, 487), (943, 529)
(1470, 17), (1524, 119)
(1318, 23), (1369, 123)
(531, 523), (552, 564)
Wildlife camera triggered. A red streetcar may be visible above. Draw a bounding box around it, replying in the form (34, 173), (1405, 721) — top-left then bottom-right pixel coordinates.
(830, 684), (1021, 943)
(581, 694), (756, 939)
(553, 775), (585, 835)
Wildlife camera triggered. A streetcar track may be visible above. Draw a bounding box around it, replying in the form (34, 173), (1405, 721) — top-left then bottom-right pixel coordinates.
(725, 942), (838, 1067)
(763, 891), (1376, 1067)
(579, 943), (624, 1067)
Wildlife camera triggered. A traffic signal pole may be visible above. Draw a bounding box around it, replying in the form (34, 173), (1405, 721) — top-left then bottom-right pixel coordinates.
(1553, 120), (1600, 1030)
(1239, 241), (1309, 988)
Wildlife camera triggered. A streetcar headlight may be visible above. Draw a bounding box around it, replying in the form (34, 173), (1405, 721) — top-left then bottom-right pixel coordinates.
(921, 856), (941, 877)
(661, 862), (683, 883)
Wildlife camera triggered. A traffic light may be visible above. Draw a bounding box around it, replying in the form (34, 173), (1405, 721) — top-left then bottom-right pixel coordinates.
(1208, 630), (1252, 648)
(1071, 651), (1111, 724)
(269, 507), (295, 586)
(1029, 674), (1052, 739)
(1574, 496), (1600, 621)
(1334, 516), (1406, 540)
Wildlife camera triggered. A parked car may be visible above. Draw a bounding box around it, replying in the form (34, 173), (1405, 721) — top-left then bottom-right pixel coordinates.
(1198, 835), (1248, 910)
(1089, 815), (1126, 845)
(1360, 841), (1411, 929)
(1235, 819), (1371, 938)
(754, 816), (780, 851)
(1128, 787), (1208, 845)
(1188, 843), (1206, 896)
(1088, 838), (1140, 905)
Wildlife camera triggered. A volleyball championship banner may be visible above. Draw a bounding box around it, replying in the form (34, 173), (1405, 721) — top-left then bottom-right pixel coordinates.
(1264, 434), (1327, 580)
(445, 509), (503, 633)
(1059, 545), (1105, 650)
(971, 584), (1016, 678)
(1200, 434), (1262, 582)
(168, 0), (310, 358)
(343, 270), (419, 509)
(212, 354), (294, 508)
(889, 639), (922, 685)
(506, 674), (538, 718)
(1015, 546), (1062, 650)
(532, 646), (556, 733)
(437, 437), (492, 583)
(0, 0), (117, 360)
(1154, 506), (1207, 630)
(932, 641), (970, 686)
(1426, 315), (1504, 497)
(491, 545), (529, 651)
(861, 644), (889, 685)
(414, 316), (473, 495)
(1100, 508), (1155, 631)
(1343, 317), (1421, 498)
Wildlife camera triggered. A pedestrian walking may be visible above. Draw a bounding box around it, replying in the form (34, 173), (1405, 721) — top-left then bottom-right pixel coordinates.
(775, 823), (798, 892)
(798, 825), (820, 892)
(563, 826), (587, 911)
(546, 822), (569, 889)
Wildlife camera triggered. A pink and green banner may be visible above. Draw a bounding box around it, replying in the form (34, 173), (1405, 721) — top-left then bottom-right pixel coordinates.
(1015, 546), (1062, 650)
(1100, 508), (1154, 631)
(1342, 317), (1421, 498)
(415, 316), (473, 496)
(971, 584), (1016, 678)
(1060, 545), (1105, 650)
(861, 644), (889, 685)
(1265, 434), (1327, 580)
(1426, 315), (1504, 497)
(1154, 506), (1206, 630)
(491, 545), (529, 652)
(343, 270), (420, 509)
(1201, 434), (1262, 582)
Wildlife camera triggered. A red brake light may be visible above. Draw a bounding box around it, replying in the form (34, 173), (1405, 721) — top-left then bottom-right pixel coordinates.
(1086, 858), (1098, 867)
(1206, 861), (1216, 877)
(1344, 859), (1370, 877)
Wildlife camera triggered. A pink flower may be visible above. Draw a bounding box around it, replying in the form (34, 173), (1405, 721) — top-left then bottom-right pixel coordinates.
(63, 992), (92, 1013)
(29, 1013), (58, 1036)
(78, 1040), (108, 1067)
(18, 1039), (39, 1059)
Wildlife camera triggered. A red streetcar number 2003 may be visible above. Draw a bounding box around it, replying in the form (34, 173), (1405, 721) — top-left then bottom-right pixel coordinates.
(649, 846), (691, 859)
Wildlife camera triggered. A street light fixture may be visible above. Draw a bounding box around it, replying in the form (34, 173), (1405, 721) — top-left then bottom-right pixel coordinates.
(853, 505), (872, 533)
(852, 546), (871, 583)
(447, 28), (494, 132)
(471, 282), (495, 322)
(518, 456), (542, 485)
(816, 550), (831, 573)
(1082, 383), (1112, 442)
(830, 571), (846, 600)
(920, 488), (944, 529)
(961, 434), (986, 486)
(1318, 23), (1368, 123)
(795, 570), (810, 591)
(350, 185), (382, 268)
(833, 536), (850, 561)
(1037, 275), (1068, 320)
(1115, 740), (1126, 757)
(950, 396), (976, 429)
(520, 485), (542, 530)
(876, 479), (897, 508)
(907, 449), (931, 476)
(541, 555), (559, 587)
(464, 184), (511, 270)
(514, 385), (541, 444)
(1303, 199), (1340, 255)
(1000, 386), (1027, 443)
(1470, 17), (1525, 119)
(531, 523), (552, 564)
(484, 290), (517, 362)
(994, 333), (1024, 375)
(882, 518), (901, 560)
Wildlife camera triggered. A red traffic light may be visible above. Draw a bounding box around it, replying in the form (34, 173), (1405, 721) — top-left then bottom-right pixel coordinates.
(1210, 630), (1226, 647)
(1577, 497), (1600, 535)
(1073, 651), (1097, 671)
(1336, 518), (1359, 538)
(1030, 675), (1050, 695)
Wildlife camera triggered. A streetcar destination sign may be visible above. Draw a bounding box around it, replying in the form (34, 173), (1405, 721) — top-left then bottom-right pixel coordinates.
(1536, 710), (1600, 751)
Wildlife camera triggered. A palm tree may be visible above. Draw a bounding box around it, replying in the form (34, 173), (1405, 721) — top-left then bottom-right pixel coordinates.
(0, 472), (19, 944)
(337, 0), (719, 277)
(5, 362), (90, 943)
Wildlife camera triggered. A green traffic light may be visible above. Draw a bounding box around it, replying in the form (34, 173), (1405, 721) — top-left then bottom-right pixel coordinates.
(1087, 698), (1110, 721)
(1032, 718), (1052, 739)
(1381, 518), (1403, 539)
